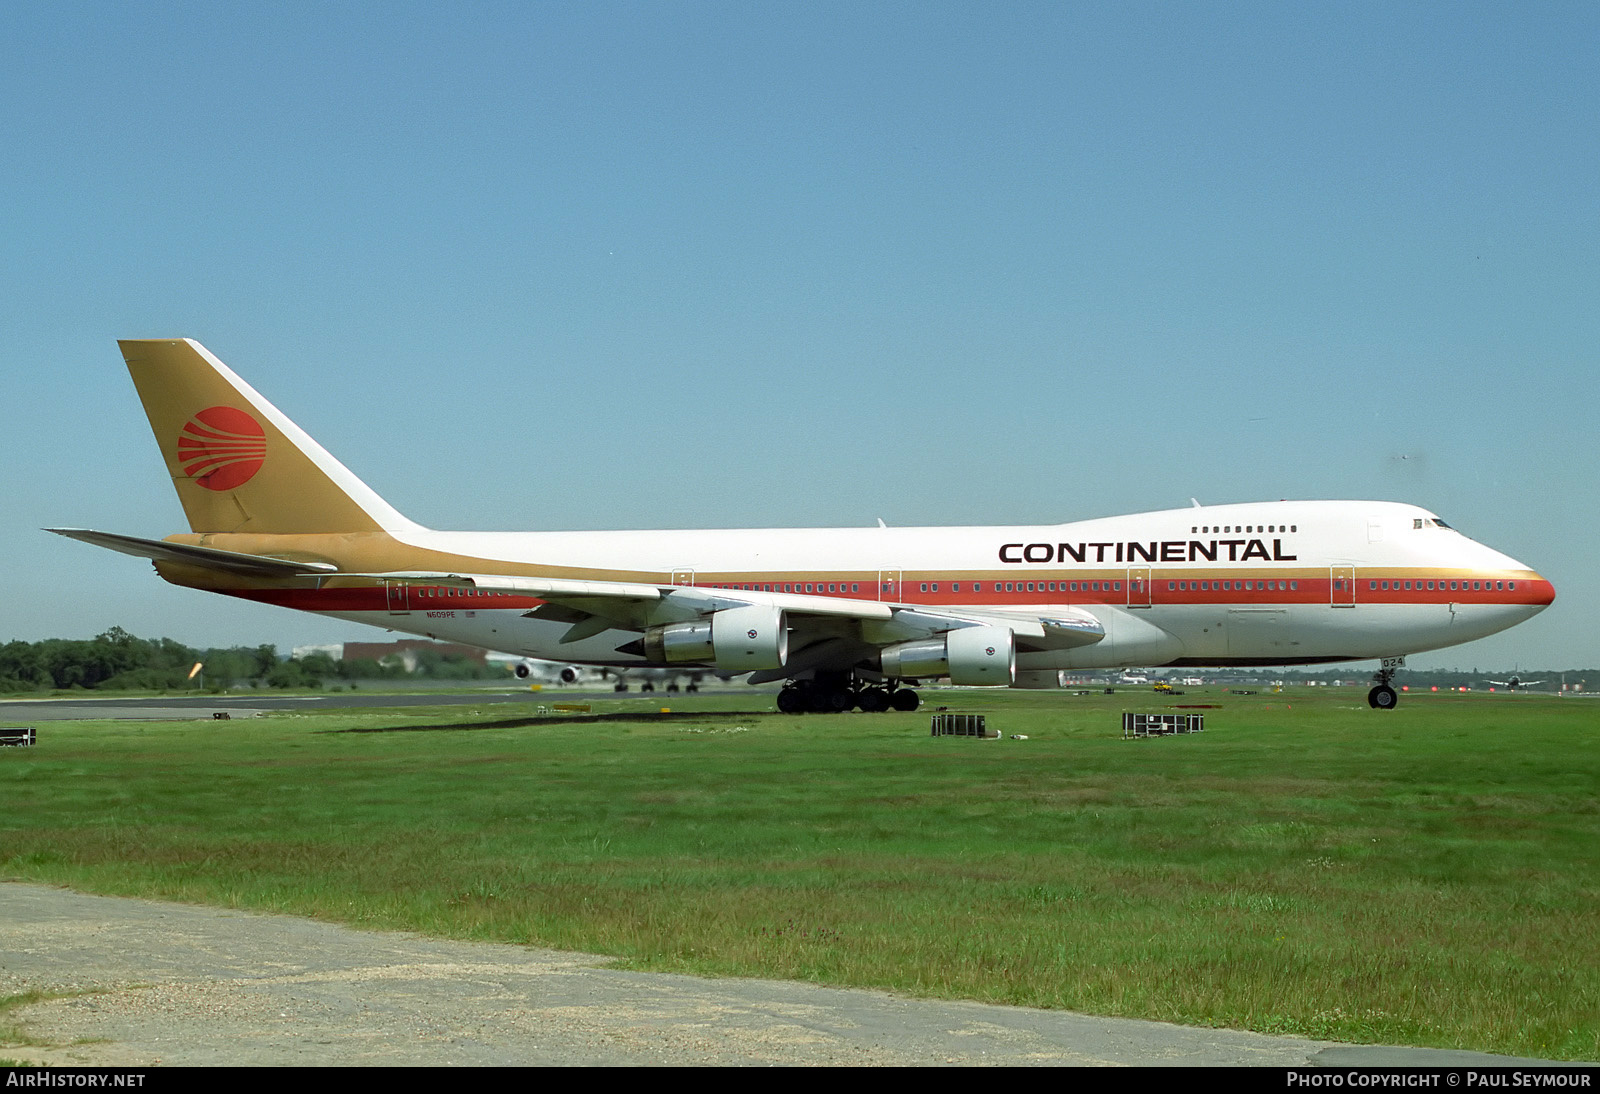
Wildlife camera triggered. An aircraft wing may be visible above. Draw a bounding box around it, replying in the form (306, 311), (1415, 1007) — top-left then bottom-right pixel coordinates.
(355, 570), (1106, 659)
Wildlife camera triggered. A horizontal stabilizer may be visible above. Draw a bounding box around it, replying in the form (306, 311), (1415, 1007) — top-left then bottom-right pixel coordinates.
(47, 528), (338, 578)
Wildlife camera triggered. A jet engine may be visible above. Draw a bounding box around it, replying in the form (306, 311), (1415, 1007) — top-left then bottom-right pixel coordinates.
(641, 604), (788, 672)
(878, 625), (1016, 686)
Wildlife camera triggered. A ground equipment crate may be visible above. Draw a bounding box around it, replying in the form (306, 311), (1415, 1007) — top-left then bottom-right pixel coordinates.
(1121, 713), (1204, 738)
(931, 714), (994, 738)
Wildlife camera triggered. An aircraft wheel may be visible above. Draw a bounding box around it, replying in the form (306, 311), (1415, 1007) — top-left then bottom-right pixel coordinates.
(815, 686), (852, 713)
(857, 688), (890, 713)
(1368, 685), (1398, 710)
(614, 683), (629, 692)
(642, 682), (655, 692)
(890, 688), (921, 712)
(776, 687), (806, 715)
(667, 683), (680, 693)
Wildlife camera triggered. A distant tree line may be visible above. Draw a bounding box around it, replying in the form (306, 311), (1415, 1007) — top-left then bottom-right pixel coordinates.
(0, 628), (501, 693)
(3, 629), (1587, 695)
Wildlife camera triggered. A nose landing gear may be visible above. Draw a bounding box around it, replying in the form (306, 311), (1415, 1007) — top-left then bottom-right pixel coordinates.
(1368, 657), (1404, 709)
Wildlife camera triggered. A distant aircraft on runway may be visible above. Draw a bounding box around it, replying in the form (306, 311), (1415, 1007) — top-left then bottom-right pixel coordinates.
(51, 339), (1554, 713)
(504, 657), (704, 693)
(501, 657), (586, 686)
(1487, 674), (1545, 690)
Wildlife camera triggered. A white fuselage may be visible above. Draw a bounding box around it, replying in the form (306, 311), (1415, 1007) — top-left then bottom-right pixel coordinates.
(288, 499), (1550, 676)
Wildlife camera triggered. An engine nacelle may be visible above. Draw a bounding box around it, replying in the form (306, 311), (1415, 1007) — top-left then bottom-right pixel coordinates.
(877, 638), (948, 680)
(879, 625), (1016, 686)
(642, 620), (713, 664)
(642, 605), (788, 672)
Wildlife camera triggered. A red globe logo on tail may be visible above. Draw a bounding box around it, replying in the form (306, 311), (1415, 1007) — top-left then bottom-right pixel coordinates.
(177, 407), (266, 491)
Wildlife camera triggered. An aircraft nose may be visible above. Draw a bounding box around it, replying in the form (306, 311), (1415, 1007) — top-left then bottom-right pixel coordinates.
(1526, 570), (1556, 607)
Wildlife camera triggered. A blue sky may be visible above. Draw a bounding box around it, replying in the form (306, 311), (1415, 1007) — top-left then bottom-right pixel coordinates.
(4, 2), (1595, 671)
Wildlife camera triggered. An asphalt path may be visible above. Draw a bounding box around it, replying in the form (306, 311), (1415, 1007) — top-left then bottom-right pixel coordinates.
(0, 883), (1567, 1068)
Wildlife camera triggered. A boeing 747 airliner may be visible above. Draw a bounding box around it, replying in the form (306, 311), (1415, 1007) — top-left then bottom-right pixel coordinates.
(51, 340), (1554, 713)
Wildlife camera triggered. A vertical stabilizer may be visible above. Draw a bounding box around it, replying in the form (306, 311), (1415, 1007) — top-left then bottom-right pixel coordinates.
(119, 339), (421, 535)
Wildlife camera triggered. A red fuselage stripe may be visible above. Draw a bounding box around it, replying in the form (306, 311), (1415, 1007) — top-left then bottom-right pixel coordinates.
(222, 573), (1555, 612)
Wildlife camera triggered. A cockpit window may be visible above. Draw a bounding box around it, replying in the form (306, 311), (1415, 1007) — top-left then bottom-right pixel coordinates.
(1432, 518), (1452, 529)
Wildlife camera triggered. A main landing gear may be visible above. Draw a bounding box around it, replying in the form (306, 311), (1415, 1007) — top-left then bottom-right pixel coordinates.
(777, 671), (921, 714)
(1368, 657), (1404, 710)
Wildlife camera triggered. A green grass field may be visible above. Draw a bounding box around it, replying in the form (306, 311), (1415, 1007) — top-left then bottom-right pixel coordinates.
(2, 686), (1596, 1059)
